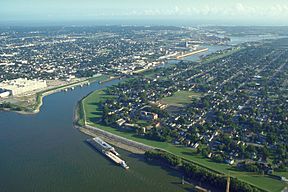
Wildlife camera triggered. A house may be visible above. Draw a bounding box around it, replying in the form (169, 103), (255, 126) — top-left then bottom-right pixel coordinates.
(140, 111), (158, 120)
(154, 122), (161, 128)
(116, 118), (126, 127)
(123, 123), (140, 130)
(207, 153), (213, 158)
(225, 158), (235, 165)
(142, 125), (153, 134)
(192, 142), (200, 149)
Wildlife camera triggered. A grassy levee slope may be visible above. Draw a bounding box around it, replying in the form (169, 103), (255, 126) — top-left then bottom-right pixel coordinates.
(201, 46), (242, 64)
(80, 89), (287, 192)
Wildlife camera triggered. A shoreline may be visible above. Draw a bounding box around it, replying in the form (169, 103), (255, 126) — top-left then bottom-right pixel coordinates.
(0, 75), (118, 115)
(78, 127), (148, 154)
(73, 100), (154, 154)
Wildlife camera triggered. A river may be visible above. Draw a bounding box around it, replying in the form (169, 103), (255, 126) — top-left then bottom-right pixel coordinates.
(0, 80), (193, 192)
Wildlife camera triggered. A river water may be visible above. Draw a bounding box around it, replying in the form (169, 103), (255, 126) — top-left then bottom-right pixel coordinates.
(0, 80), (192, 192)
(177, 34), (286, 62)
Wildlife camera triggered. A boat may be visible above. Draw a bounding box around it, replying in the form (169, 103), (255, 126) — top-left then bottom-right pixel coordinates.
(120, 161), (129, 169)
(87, 137), (129, 169)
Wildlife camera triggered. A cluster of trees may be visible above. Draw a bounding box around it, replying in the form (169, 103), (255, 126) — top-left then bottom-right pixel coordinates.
(145, 127), (169, 142)
(145, 150), (263, 192)
(237, 162), (270, 174)
(0, 102), (25, 111)
(145, 149), (181, 167)
(102, 100), (121, 126)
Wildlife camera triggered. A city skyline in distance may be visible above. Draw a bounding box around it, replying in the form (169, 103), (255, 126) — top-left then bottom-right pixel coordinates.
(1, 0), (288, 26)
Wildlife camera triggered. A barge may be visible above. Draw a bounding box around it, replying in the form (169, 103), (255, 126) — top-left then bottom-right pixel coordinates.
(87, 137), (129, 169)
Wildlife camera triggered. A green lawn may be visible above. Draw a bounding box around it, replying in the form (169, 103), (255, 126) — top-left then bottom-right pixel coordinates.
(82, 89), (115, 123)
(81, 89), (287, 192)
(202, 46), (242, 64)
(160, 91), (201, 107)
(275, 172), (288, 178)
(87, 74), (110, 83)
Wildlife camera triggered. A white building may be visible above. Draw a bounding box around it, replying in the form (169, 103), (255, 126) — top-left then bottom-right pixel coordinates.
(0, 90), (11, 98)
(0, 78), (47, 96)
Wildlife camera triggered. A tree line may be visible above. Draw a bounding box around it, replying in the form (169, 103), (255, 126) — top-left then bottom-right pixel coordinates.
(145, 149), (264, 192)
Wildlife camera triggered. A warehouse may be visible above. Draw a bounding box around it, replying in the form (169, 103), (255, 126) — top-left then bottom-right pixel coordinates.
(0, 90), (11, 98)
(0, 78), (47, 96)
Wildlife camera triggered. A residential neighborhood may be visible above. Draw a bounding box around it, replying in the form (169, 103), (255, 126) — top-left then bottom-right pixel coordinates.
(99, 38), (288, 175)
(0, 26), (229, 82)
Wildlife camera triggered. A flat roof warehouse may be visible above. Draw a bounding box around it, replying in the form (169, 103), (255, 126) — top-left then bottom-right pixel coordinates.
(0, 78), (47, 97)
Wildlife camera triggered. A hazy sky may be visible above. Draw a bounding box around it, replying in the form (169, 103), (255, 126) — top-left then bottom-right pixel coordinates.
(1, 0), (288, 25)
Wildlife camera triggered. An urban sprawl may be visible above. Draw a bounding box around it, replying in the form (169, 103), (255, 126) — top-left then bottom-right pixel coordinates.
(0, 26), (287, 182)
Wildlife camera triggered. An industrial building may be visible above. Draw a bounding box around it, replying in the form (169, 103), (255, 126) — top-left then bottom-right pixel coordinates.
(0, 78), (47, 96)
(0, 90), (11, 98)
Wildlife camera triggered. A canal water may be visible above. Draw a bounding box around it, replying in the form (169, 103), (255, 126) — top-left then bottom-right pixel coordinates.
(0, 80), (192, 192)
(178, 34), (285, 62)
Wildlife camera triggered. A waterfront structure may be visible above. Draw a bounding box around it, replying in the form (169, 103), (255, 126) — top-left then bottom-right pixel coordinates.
(0, 78), (47, 96)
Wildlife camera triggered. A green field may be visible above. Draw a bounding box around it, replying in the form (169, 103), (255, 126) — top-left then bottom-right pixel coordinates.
(275, 172), (288, 178)
(202, 46), (242, 64)
(81, 89), (287, 192)
(160, 91), (201, 107)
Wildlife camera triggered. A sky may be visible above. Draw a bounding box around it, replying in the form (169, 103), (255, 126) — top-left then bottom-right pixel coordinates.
(1, 0), (288, 25)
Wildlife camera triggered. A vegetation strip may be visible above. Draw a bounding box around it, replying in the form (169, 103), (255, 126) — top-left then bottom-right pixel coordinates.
(145, 149), (266, 192)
